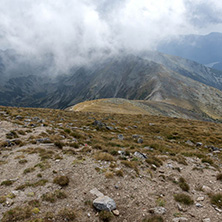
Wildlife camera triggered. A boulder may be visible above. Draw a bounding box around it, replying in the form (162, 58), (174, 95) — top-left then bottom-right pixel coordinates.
(93, 196), (116, 211)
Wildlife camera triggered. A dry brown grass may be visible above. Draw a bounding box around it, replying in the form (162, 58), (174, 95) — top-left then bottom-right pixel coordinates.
(94, 152), (115, 161)
(1, 105), (222, 221)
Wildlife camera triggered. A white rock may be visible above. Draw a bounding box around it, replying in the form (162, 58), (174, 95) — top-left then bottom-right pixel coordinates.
(196, 203), (203, 208)
(90, 188), (104, 197)
(197, 196), (205, 201)
(112, 209), (120, 216)
(172, 217), (188, 222)
(149, 207), (166, 215)
(202, 218), (211, 222)
(202, 185), (212, 193)
(215, 207), (222, 213)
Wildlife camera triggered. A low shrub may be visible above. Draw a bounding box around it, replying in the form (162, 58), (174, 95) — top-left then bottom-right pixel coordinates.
(174, 193), (194, 205)
(53, 175), (70, 187)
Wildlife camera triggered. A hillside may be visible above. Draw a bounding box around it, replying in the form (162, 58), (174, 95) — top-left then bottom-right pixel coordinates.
(0, 52), (222, 111)
(68, 98), (220, 121)
(158, 32), (222, 71)
(0, 106), (222, 221)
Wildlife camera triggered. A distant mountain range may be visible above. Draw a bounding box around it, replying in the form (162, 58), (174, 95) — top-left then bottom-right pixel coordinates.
(158, 32), (222, 71)
(0, 49), (222, 121)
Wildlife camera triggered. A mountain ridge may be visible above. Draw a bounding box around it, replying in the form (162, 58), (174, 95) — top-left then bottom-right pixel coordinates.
(0, 51), (222, 121)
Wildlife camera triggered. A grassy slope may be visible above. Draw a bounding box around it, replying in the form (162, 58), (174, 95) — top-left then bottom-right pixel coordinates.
(69, 98), (222, 121)
(0, 106), (222, 221)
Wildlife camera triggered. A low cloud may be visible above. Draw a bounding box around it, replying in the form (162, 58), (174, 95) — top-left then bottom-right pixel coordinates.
(0, 0), (221, 73)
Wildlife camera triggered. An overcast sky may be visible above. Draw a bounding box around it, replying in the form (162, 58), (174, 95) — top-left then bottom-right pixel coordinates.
(0, 0), (222, 71)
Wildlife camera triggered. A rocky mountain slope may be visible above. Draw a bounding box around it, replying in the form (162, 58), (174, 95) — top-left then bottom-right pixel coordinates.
(158, 32), (222, 71)
(0, 106), (222, 221)
(0, 51), (222, 121)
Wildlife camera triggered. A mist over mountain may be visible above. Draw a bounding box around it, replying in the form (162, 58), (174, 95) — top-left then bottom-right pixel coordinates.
(0, 50), (222, 121)
(158, 32), (222, 71)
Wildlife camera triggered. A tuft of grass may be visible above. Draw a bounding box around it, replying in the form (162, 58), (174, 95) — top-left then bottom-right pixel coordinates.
(115, 169), (124, 177)
(16, 179), (48, 190)
(54, 190), (67, 199)
(24, 167), (35, 174)
(57, 208), (76, 221)
(18, 159), (28, 164)
(201, 158), (213, 165)
(121, 160), (139, 174)
(1, 180), (14, 186)
(17, 130), (26, 135)
(174, 193), (194, 205)
(95, 152), (115, 161)
(28, 199), (41, 207)
(99, 210), (113, 222)
(69, 142), (79, 148)
(64, 128), (71, 134)
(105, 171), (114, 179)
(6, 130), (18, 139)
(53, 175), (70, 187)
(42, 192), (56, 203)
(42, 190), (67, 203)
(210, 193), (222, 208)
(216, 173), (222, 181)
(1, 206), (32, 222)
(54, 141), (64, 149)
(178, 177), (190, 192)
(0, 196), (6, 203)
(143, 215), (164, 222)
(146, 156), (163, 167)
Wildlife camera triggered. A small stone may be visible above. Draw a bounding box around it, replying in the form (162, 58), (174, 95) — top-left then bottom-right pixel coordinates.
(151, 164), (157, 170)
(132, 134), (139, 139)
(90, 188), (104, 197)
(93, 196), (116, 211)
(196, 203), (203, 208)
(134, 151), (147, 159)
(112, 209), (120, 216)
(215, 207), (222, 213)
(6, 199), (14, 207)
(137, 138), (143, 144)
(172, 217), (188, 222)
(106, 126), (114, 130)
(202, 185), (212, 193)
(11, 191), (19, 195)
(177, 204), (187, 212)
(202, 218), (211, 222)
(185, 140), (194, 146)
(196, 142), (203, 147)
(118, 134), (124, 140)
(197, 197), (205, 201)
(166, 163), (173, 169)
(87, 213), (91, 217)
(149, 207), (166, 215)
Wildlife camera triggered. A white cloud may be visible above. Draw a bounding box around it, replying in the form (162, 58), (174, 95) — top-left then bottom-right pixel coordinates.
(0, 0), (221, 72)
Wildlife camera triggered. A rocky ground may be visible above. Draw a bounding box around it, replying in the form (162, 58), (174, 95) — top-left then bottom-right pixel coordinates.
(0, 106), (222, 222)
